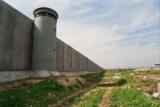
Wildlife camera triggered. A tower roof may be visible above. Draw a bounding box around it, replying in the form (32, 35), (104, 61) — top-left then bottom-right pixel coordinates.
(34, 7), (58, 19)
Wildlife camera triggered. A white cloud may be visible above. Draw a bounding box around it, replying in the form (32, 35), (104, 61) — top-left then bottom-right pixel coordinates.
(95, 45), (158, 68)
(34, 0), (94, 15)
(57, 20), (158, 68)
(130, 11), (150, 28)
(75, 7), (91, 15)
(34, 0), (72, 12)
(57, 20), (123, 51)
(57, 20), (125, 67)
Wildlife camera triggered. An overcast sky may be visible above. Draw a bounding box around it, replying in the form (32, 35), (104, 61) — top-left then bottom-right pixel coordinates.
(4, 0), (160, 68)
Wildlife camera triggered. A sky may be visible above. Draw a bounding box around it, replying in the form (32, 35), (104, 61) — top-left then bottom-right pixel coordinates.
(3, 0), (160, 68)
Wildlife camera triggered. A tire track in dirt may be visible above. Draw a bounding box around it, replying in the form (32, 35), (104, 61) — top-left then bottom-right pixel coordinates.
(98, 87), (113, 107)
(98, 88), (109, 107)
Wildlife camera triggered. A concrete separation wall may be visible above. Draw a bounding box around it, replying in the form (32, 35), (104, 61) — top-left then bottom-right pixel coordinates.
(0, 1), (104, 83)
(0, 1), (33, 71)
(56, 38), (103, 72)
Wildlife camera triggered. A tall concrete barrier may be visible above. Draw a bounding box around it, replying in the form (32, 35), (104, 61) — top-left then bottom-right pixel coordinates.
(56, 39), (64, 72)
(76, 51), (80, 72)
(71, 49), (77, 72)
(64, 43), (72, 72)
(0, 1), (105, 83)
(0, 1), (33, 71)
(56, 38), (103, 72)
(0, 0), (104, 73)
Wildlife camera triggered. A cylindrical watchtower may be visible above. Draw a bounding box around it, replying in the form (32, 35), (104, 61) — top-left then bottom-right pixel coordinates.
(32, 7), (58, 71)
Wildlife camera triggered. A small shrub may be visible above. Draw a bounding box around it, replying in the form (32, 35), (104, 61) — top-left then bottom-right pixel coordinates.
(81, 72), (104, 82)
(116, 79), (127, 86)
(122, 73), (135, 88)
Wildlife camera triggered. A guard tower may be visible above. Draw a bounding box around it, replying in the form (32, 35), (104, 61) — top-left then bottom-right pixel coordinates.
(32, 7), (58, 71)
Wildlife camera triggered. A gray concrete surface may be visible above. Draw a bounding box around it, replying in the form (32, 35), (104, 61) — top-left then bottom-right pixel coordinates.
(32, 8), (58, 71)
(56, 38), (64, 72)
(0, 70), (60, 83)
(76, 51), (80, 72)
(0, 1), (104, 76)
(64, 44), (72, 72)
(55, 38), (103, 72)
(0, 71), (30, 83)
(0, 1), (33, 71)
(0, 70), (101, 84)
(72, 49), (78, 72)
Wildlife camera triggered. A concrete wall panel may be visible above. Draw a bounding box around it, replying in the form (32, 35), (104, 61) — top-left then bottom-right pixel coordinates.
(88, 60), (91, 71)
(64, 43), (72, 72)
(71, 49), (78, 72)
(12, 10), (33, 70)
(76, 51), (80, 72)
(79, 54), (84, 71)
(56, 38), (64, 72)
(56, 31), (104, 72)
(0, 1), (33, 71)
(84, 57), (88, 71)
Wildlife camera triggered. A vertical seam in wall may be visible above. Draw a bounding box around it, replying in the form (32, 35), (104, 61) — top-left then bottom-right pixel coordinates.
(30, 21), (34, 70)
(11, 9), (17, 71)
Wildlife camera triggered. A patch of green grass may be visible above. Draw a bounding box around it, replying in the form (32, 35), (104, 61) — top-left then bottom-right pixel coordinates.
(81, 72), (104, 82)
(104, 71), (114, 78)
(76, 89), (104, 107)
(0, 79), (81, 107)
(122, 73), (135, 88)
(109, 88), (160, 107)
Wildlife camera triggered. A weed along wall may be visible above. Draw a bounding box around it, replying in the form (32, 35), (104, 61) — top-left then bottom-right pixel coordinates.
(0, 1), (104, 83)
